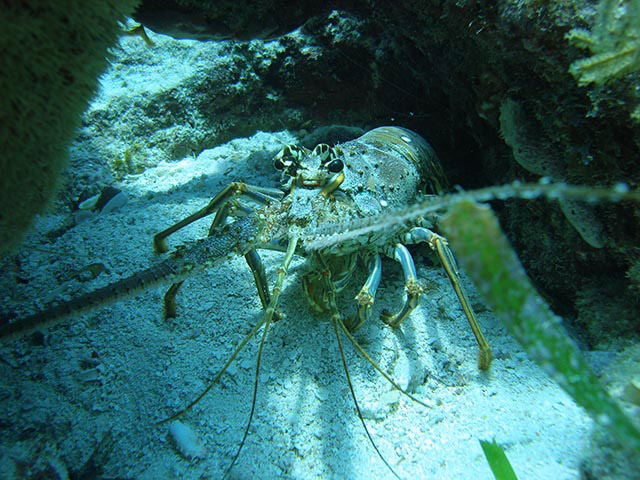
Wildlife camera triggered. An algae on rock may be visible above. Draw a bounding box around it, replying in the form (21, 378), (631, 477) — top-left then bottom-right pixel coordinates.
(0, 1), (140, 257)
(566, 0), (640, 85)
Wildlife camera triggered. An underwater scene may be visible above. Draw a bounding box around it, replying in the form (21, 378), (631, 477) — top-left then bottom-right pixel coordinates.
(1, 2), (639, 479)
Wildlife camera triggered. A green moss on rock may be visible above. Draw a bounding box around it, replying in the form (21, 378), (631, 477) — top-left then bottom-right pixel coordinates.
(0, 1), (139, 256)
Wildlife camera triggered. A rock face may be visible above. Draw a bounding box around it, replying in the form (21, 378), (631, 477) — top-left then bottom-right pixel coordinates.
(133, 0), (350, 40)
(2, 1), (640, 478)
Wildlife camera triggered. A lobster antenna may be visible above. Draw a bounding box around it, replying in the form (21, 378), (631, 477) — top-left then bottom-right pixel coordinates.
(319, 258), (403, 480)
(306, 181), (640, 253)
(223, 236), (299, 478)
(337, 316), (432, 410)
(223, 305), (272, 479)
(332, 313), (402, 480)
(157, 316), (266, 425)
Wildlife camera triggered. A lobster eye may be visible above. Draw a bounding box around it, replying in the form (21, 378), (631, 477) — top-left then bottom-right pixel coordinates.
(274, 157), (286, 170)
(274, 145), (303, 173)
(327, 158), (344, 173)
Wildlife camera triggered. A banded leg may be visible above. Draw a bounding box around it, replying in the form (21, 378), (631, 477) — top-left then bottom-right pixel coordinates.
(244, 249), (270, 310)
(163, 249), (270, 320)
(350, 253), (382, 331)
(163, 280), (184, 319)
(155, 182), (282, 320)
(381, 244), (425, 327)
(153, 182), (283, 253)
(405, 227), (492, 370)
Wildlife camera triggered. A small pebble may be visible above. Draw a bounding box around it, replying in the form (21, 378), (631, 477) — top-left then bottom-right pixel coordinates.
(169, 420), (205, 460)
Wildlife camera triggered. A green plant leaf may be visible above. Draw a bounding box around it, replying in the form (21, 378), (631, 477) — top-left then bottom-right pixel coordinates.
(440, 200), (640, 452)
(479, 439), (518, 480)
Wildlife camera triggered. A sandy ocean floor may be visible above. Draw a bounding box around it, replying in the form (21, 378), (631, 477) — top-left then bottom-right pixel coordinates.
(0, 129), (593, 479)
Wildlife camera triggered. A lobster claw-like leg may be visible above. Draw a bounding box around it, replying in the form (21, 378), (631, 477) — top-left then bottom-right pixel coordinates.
(154, 182), (283, 319)
(380, 244), (425, 328)
(405, 227), (492, 370)
(350, 253), (382, 331)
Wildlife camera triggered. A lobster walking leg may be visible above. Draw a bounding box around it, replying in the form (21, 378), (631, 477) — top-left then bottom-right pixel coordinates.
(381, 244), (424, 328)
(244, 248), (271, 309)
(351, 252), (382, 331)
(155, 182), (282, 319)
(405, 227), (492, 370)
(162, 249), (271, 319)
(153, 182), (283, 253)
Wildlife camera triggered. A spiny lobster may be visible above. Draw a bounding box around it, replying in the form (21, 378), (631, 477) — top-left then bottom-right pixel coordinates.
(1, 126), (493, 478)
(4, 126), (636, 478)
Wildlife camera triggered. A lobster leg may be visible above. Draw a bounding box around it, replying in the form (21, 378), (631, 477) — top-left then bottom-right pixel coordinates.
(162, 202), (261, 318)
(153, 182), (283, 253)
(163, 280), (185, 319)
(164, 248), (269, 320)
(156, 183), (281, 319)
(350, 252), (382, 331)
(163, 245), (270, 319)
(381, 244), (424, 327)
(404, 227), (492, 370)
(244, 248), (271, 310)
